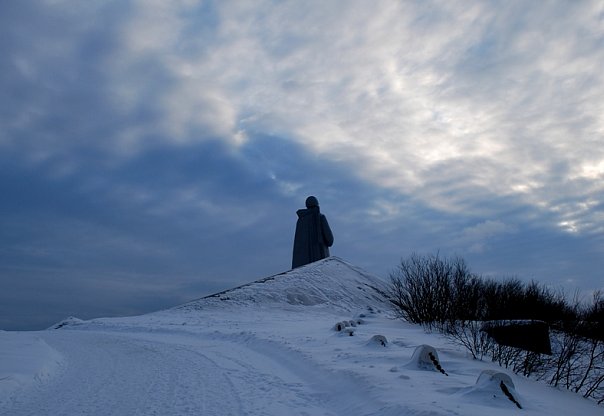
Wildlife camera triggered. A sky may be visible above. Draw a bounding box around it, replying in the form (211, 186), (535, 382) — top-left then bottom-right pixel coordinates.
(1, 0), (603, 331)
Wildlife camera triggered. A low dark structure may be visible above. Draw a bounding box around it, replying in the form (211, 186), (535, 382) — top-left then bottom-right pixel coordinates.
(481, 320), (552, 355)
(292, 196), (334, 269)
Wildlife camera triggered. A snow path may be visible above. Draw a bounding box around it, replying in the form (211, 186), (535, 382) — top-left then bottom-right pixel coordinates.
(3, 330), (243, 416)
(2, 328), (407, 416)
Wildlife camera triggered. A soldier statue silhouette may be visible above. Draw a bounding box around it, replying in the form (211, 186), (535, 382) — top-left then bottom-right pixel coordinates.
(292, 196), (334, 268)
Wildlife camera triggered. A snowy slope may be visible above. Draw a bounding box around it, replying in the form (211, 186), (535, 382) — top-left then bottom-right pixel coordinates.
(1, 257), (601, 416)
(178, 256), (390, 312)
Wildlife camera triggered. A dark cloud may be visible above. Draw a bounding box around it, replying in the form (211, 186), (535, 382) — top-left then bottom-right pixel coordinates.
(0, 135), (392, 330)
(1, 1), (603, 330)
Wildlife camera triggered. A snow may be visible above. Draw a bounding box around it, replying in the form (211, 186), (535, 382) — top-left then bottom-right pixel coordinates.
(0, 332), (63, 406)
(1, 257), (601, 415)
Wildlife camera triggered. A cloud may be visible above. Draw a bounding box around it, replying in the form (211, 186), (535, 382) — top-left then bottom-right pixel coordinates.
(458, 220), (516, 253)
(4, 1), (603, 227)
(3, 0), (603, 234)
(157, 0), (603, 238)
(2, 0), (604, 329)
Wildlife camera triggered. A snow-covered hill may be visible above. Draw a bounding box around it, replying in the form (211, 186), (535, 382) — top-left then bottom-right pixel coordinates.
(1, 257), (601, 415)
(178, 256), (390, 311)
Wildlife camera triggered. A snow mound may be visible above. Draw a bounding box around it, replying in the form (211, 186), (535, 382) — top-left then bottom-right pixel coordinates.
(476, 369), (515, 390)
(0, 333), (63, 407)
(367, 334), (388, 347)
(455, 369), (523, 409)
(406, 344), (448, 375)
(177, 257), (391, 313)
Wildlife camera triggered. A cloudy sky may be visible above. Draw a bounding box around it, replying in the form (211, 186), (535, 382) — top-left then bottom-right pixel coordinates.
(2, 0), (603, 330)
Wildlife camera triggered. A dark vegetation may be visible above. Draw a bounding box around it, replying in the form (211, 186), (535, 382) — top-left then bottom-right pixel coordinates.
(388, 253), (604, 404)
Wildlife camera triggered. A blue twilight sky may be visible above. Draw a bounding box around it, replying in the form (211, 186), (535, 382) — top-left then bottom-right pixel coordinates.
(1, 1), (603, 330)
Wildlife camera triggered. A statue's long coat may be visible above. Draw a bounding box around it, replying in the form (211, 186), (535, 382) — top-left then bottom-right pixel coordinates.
(292, 206), (334, 269)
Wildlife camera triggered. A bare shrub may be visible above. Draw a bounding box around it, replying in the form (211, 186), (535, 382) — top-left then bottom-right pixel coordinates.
(388, 253), (473, 330)
(572, 292), (604, 403)
(388, 253), (603, 405)
(443, 320), (493, 360)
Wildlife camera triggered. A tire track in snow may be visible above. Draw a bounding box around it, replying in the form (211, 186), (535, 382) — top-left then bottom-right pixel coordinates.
(202, 331), (410, 416)
(4, 326), (412, 415)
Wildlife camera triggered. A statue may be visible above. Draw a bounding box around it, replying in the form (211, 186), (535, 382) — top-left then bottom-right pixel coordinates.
(292, 196), (334, 268)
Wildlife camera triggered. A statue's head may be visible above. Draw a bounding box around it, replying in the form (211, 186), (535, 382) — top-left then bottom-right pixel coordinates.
(305, 196), (319, 208)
